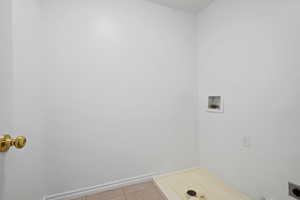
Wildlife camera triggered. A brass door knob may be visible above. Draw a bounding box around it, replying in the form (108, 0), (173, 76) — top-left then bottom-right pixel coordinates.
(0, 134), (27, 152)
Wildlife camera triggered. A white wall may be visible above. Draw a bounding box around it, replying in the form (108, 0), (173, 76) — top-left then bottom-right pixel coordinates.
(197, 0), (300, 200)
(40, 0), (198, 195)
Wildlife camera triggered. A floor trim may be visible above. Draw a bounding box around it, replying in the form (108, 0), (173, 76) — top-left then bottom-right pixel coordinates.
(44, 173), (155, 200)
(44, 167), (198, 200)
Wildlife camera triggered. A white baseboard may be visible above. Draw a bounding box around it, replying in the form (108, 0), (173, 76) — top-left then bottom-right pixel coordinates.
(44, 172), (155, 200)
(44, 167), (198, 200)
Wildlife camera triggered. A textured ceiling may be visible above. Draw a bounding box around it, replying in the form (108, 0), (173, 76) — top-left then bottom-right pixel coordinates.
(146, 0), (212, 12)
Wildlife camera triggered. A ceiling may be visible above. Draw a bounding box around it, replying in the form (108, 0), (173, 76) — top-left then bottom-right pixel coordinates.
(146, 0), (212, 12)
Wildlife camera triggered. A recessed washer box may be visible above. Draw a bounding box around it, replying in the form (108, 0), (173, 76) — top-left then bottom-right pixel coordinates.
(207, 96), (223, 113)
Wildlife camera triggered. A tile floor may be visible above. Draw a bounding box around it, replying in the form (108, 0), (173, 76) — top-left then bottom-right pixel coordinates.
(71, 181), (167, 200)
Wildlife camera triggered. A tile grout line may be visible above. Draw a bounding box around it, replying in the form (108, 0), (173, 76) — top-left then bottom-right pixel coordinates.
(74, 181), (161, 200)
(121, 187), (128, 200)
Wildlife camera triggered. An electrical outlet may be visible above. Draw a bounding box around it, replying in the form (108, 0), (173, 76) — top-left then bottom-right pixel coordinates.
(289, 182), (300, 200)
(242, 136), (251, 148)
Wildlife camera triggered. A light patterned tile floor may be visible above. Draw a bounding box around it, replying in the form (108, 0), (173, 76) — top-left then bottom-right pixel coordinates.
(71, 181), (166, 200)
